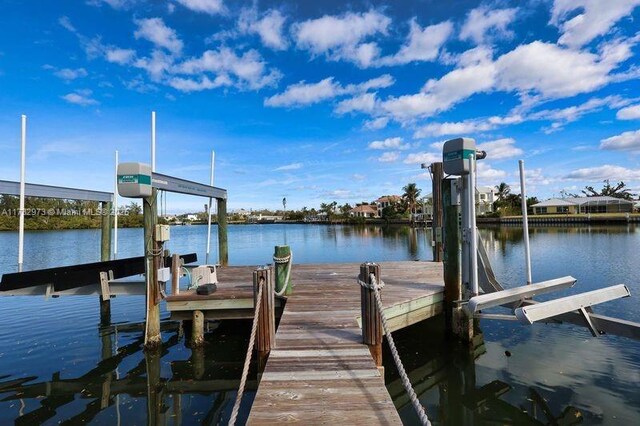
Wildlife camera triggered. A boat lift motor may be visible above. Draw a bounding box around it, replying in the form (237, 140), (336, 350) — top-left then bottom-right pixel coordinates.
(442, 137), (486, 298)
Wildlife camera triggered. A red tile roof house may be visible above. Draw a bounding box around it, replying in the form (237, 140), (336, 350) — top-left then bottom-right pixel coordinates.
(349, 204), (379, 218)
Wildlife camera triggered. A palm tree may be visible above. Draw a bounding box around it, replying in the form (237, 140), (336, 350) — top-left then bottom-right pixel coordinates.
(494, 182), (511, 212)
(402, 183), (421, 221)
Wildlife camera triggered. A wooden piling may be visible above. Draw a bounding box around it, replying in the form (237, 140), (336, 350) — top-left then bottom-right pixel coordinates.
(274, 245), (292, 296)
(442, 179), (473, 342)
(144, 189), (161, 349)
(217, 197), (228, 266)
(254, 266), (275, 355)
(100, 201), (112, 262)
(430, 162), (444, 262)
(171, 253), (180, 295)
(191, 310), (205, 347)
(360, 262), (383, 367)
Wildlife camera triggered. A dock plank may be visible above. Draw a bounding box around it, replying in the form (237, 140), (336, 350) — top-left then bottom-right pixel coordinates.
(247, 261), (443, 425)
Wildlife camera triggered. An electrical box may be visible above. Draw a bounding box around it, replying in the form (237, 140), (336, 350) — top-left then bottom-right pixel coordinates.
(155, 224), (170, 242)
(157, 267), (171, 283)
(443, 138), (476, 175)
(117, 162), (152, 198)
(191, 265), (218, 287)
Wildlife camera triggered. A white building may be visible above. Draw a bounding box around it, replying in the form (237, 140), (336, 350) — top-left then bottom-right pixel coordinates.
(476, 186), (497, 214)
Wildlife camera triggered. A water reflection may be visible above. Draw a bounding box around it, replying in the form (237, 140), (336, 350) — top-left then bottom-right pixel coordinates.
(0, 320), (255, 425)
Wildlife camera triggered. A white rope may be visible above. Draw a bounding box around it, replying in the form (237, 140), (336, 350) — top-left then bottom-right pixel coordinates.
(366, 272), (432, 426)
(273, 251), (292, 296)
(229, 279), (264, 426)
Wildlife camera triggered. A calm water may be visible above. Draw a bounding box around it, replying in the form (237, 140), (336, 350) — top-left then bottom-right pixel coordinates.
(0, 224), (638, 425)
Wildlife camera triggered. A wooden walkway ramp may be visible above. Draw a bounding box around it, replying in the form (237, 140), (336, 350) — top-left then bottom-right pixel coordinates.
(247, 261), (444, 424)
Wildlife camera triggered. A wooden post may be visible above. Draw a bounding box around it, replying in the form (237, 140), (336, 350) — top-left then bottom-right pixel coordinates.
(442, 179), (473, 342)
(360, 262), (383, 368)
(431, 162), (444, 262)
(274, 245), (292, 296)
(171, 253), (180, 295)
(191, 310), (204, 347)
(144, 190), (161, 349)
(100, 201), (112, 262)
(254, 266), (275, 355)
(217, 197), (228, 266)
(100, 201), (112, 324)
(145, 349), (162, 426)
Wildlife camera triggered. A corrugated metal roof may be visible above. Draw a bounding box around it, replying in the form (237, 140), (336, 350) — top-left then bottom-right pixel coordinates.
(532, 196), (634, 207)
(532, 198), (576, 207)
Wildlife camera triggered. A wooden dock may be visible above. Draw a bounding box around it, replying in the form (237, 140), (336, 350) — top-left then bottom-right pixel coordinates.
(166, 261), (444, 423)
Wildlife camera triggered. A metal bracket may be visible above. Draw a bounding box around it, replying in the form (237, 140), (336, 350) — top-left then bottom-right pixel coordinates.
(579, 307), (600, 337)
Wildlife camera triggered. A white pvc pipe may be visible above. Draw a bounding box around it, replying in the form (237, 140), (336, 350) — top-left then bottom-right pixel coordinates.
(151, 111), (156, 172)
(114, 150), (119, 257)
(469, 155), (479, 296)
(519, 160), (532, 284)
(206, 151), (215, 264)
(18, 115), (26, 271)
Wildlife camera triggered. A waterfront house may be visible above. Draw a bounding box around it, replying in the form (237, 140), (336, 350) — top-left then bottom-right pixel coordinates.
(532, 196), (634, 214)
(477, 186), (497, 214)
(375, 195), (402, 216)
(349, 204), (379, 218)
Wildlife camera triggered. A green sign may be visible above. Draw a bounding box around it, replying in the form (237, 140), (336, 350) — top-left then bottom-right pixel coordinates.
(444, 149), (476, 162)
(118, 174), (151, 185)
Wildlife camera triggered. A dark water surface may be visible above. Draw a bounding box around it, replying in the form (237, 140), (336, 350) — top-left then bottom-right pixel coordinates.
(0, 224), (638, 425)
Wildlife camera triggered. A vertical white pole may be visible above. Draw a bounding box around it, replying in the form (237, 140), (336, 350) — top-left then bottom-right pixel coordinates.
(206, 151), (215, 264)
(519, 160), (532, 285)
(469, 155), (479, 296)
(114, 150), (119, 257)
(151, 111), (156, 172)
(18, 115), (26, 272)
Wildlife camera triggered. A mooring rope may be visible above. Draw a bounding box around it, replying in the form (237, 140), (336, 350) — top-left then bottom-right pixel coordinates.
(272, 251), (292, 296)
(229, 278), (264, 426)
(358, 273), (432, 426)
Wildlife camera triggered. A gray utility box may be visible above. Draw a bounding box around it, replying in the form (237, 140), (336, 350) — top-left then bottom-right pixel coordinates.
(443, 137), (476, 175)
(117, 162), (152, 198)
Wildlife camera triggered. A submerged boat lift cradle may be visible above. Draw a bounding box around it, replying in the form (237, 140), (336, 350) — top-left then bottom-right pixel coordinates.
(441, 137), (634, 335)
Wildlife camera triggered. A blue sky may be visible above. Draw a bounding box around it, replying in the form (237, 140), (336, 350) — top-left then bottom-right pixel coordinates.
(0, 0), (639, 211)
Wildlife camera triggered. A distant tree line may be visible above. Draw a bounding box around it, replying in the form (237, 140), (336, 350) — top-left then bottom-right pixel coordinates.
(0, 195), (143, 231)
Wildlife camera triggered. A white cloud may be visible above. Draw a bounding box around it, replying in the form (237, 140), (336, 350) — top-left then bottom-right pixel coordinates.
(177, 48), (280, 90)
(292, 10), (390, 68)
(617, 104), (640, 120)
(460, 6), (517, 44)
(378, 151), (399, 162)
(264, 77), (340, 107)
(494, 41), (614, 98)
(176, 0), (225, 15)
(168, 75), (231, 92)
(550, 0), (640, 47)
(87, 0), (138, 9)
(380, 20), (452, 65)
(364, 117), (389, 130)
(274, 162), (303, 171)
(239, 8), (288, 50)
(61, 90), (99, 106)
(476, 162), (507, 180)
(414, 120), (494, 138)
(600, 129), (640, 151)
(335, 93), (377, 114)
(477, 138), (523, 160)
(58, 16), (76, 32)
(368, 137), (409, 150)
(53, 67), (88, 81)
(134, 49), (175, 81)
(106, 48), (136, 65)
(564, 164), (640, 180)
(134, 18), (183, 54)
(265, 74), (393, 108)
(404, 151), (440, 165)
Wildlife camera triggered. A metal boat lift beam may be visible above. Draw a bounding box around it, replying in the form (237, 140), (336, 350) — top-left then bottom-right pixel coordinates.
(0, 179), (113, 202)
(467, 276), (576, 314)
(515, 284), (631, 325)
(151, 172), (227, 200)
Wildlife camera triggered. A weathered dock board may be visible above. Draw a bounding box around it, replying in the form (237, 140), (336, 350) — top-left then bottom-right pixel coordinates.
(248, 261), (443, 424)
(165, 261), (444, 423)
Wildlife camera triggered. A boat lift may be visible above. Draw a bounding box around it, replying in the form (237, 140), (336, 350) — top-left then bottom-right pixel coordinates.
(442, 138), (635, 337)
